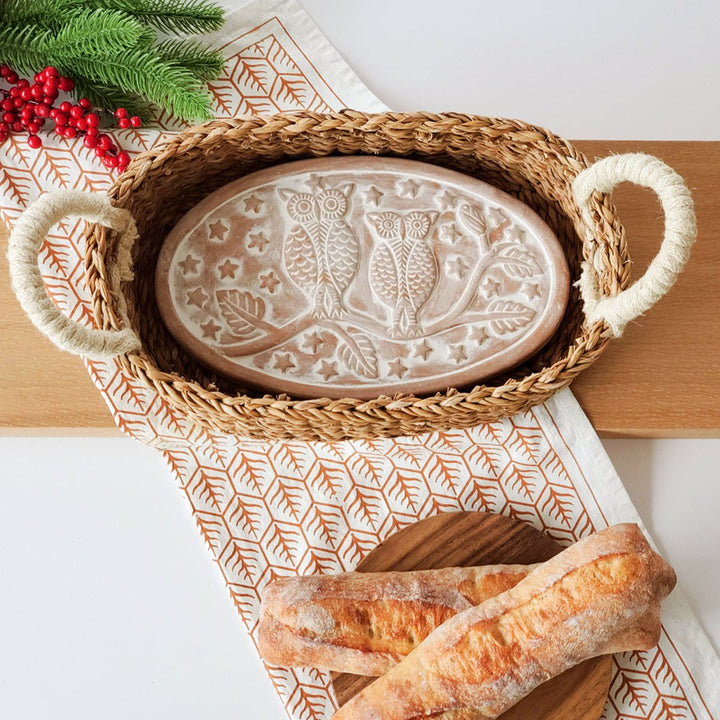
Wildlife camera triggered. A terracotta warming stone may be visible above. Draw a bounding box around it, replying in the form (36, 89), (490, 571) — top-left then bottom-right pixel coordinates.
(155, 157), (570, 399)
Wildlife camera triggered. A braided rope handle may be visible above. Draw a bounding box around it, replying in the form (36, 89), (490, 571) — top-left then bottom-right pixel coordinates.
(7, 190), (142, 360)
(573, 153), (697, 337)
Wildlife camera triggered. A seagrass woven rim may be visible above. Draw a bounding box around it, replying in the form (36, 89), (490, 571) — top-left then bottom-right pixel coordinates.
(84, 111), (626, 440)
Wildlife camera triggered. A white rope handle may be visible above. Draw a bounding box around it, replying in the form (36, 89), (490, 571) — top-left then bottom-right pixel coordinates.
(573, 153), (696, 337)
(7, 190), (142, 359)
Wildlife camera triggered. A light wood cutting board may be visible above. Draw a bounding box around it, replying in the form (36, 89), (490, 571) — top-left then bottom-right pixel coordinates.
(331, 511), (613, 720)
(1, 141), (718, 436)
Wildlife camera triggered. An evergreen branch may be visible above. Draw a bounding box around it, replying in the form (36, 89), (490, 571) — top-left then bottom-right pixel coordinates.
(72, 75), (155, 120)
(69, 47), (213, 121)
(0, 0), (224, 34)
(156, 39), (224, 81)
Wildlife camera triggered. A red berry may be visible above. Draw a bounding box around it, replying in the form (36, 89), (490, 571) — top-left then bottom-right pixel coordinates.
(78, 97), (92, 110)
(59, 101), (71, 113)
(85, 113), (99, 128)
(62, 126), (77, 138)
(34, 72), (45, 83)
(27, 134), (42, 149)
(97, 133), (112, 150)
(103, 154), (119, 168)
(83, 134), (98, 148)
(42, 86), (58, 101)
(75, 117), (87, 131)
(20, 88), (32, 102)
(35, 103), (50, 118)
(54, 112), (67, 126)
(94, 146), (106, 157)
(129, 115), (142, 128)
(44, 66), (59, 78)
(0, 65), (11, 78)
(6, 71), (19, 84)
(69, 105), (83, 119)
(54, 125), (65, 136)
(114, 107), (128, 119)
(117, 117), (131, 129)
(8, 87), (19, 98)
(27, 121), (41, 134)
(0, 132), (8, 145)
(58, 76), (74, 92)
(117, 151), (130, 166)
(1, 99), (13, 112)
(12, 121), (23, 132)
(2, 111), (14, 124)
(85, 126), (98, 137)
(31, 84), (43, 100)
(17, 78), (29, 89)
(0, 121), (8, 132)
(12, 97), (23, 108)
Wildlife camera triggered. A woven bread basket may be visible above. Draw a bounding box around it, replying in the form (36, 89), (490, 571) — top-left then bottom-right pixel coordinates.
(8, 111), (696, 441)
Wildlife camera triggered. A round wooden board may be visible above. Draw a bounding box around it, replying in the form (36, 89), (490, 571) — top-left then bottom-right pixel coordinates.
(331, 511), (613, 720)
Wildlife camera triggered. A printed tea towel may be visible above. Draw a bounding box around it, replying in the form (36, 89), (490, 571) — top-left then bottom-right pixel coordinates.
(1, 0), (718, 718)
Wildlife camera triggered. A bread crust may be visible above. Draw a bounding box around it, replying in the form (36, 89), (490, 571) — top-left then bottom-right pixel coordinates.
(258, 564), (533, 674)
(331, 524), (676, 720)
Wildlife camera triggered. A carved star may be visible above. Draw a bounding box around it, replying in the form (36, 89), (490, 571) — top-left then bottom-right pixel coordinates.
(273, 353), (296, 374)
(437, 189), (458, 211)
(522, 282), (541, 300)
(259, 270), (280, 293)
(208, 219), (229, 242)
(487, 207), (507, 227)
(303, 331), (325, 353)
(446, 255), (469, 279)
(414, 339), (432, 361)
(470, 326), (488, 344)
(397, 179), (420, 198)
(387, 357), (408, 378)
(243, 195), (263, 214)
(482, 278), (501, 297)
(317, 359), (339, 381)
(187, 287), (208, 308)
(439, 223), (463, 244)
(306, 174), (326, 192)
(449, 344), (467, 364)
(217, 259), (240, 279)
(200, 318), (221, 339)
(178, 254), (200, 275)
(247, 231), (269, 252)
(506, 225), (525, 242)
(364, 186), (383, 206)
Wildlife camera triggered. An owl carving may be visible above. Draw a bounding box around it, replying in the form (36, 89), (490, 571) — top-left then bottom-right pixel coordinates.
(366, 210), (439, 338)
(279, 184), (359, 319)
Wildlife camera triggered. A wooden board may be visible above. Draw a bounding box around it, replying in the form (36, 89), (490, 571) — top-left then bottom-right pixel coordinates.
(331, 511), (613, 720)
(1, 141), (718, 436)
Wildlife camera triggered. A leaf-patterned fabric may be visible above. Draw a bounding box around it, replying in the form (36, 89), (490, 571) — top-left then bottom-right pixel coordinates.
(1, 1), (717, 718)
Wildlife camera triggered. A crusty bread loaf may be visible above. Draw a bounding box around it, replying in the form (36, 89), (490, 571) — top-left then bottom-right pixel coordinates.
(331, 524), (676, 720)
(258, 564), (533, 675)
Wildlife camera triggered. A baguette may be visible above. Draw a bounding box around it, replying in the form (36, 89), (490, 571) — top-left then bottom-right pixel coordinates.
(332, 524), (676, 720)
(258, 564), (534, 675)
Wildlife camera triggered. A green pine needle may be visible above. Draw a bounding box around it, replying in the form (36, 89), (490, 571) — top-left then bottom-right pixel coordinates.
(156, 39), (224, 80)
(72, 76), (155, 120)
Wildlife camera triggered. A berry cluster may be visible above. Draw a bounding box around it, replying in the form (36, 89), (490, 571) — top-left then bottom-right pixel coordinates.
(0, 64), (140, 172)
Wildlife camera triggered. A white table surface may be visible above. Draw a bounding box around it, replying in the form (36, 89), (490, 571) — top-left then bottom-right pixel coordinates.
(2, 1), (719, 718)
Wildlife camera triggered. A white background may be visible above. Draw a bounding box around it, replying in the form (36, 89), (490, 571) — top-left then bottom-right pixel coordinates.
(1, 1), (719, 718)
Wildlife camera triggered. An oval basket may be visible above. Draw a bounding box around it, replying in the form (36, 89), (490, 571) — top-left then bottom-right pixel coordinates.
(8, 111), (696, 441)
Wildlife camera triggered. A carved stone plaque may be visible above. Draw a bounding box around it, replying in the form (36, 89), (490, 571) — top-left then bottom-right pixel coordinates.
(155, 157), (569, 399)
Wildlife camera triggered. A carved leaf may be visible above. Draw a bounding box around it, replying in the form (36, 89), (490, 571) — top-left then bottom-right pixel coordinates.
(337, 327), (378, 378)
(458, 202), (487, 238)
(487, 300), (535, 335)
(217, 289), (266, 338)
(496, 245), (542, 278)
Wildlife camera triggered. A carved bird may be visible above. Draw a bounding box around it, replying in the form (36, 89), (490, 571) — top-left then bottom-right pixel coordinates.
(279, 184), (358, 319)
(366, 210), (439, 338)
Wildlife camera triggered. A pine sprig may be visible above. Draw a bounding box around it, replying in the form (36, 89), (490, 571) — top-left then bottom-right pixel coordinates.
(0, 0), (225, 122)
(156, 39), (224, 81)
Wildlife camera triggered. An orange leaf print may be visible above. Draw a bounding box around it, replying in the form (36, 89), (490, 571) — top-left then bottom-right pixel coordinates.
(40, 238), (71, 275)
(222, 540), (258, 582)
(37, 151), (75, 188)
(269, 476), (305, 520)
(652, 649), (684, 694)
(345, 485), (382, 529)
(0, 166), (33, 205)
(461, 477), (498, 513)
(264, 523), (300, 565)
(208, 79), (236, 115)
(305, 504), (341, 545)
(387, 442), (423, 468)
(427, 431), (466, 454)
(385, 471), (421, 512)
(161, 448), (188, 479)
(464, 444), (502, 477)
(188, 469), (225, 512)
(272, 443), (305, 474)
(274, 74), (306, 106)
(228, 584), (257, 625)
(241, 97), (276, 116)
(239, 59), (270, 92)
(539, 484), (575, 526)
(424, 454), (460, 493)
(290, 684), (327, 720)
(232, 452), (265, 493)
(195, 512), (225, 553)
(348, 453), (383, 484)
(508, 428), (543, 464)
(307, 460), (343, 499)
(341, 533), (375, 567)
(651, 698), (689, 720)
(155, 397), (185, 435)
(300, 547), (336, 575)
(267, 37), (298, 75)
(505, 462), (536, 501)
(226, 495), (263, 537)
(114, 373), (147, 410)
